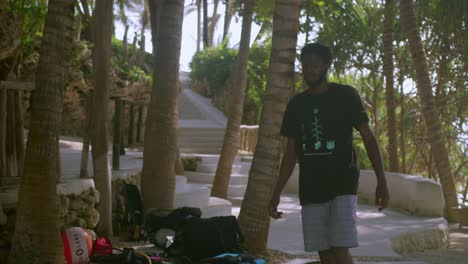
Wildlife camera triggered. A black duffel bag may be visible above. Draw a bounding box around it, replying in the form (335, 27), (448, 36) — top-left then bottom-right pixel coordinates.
(167, 215), (245, 261)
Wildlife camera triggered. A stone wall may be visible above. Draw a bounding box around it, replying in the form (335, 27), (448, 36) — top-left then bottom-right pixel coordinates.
(0, 179), (101, 262)
(283, 166), (445, 217)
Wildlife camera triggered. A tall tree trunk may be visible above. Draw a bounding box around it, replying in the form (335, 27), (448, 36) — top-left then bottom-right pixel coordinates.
(222, 0), (233, 42)
(197, 0), (202, 51)
(13, 91), (25, 177)
(9, 0), (73, 262)
(398, 66), (406, 173)
(208, 0), (220, 46)
(128, 104), (135, 145)
(131, 33), (138, 65)
(113, 98), (123, 170)
(0, 88), (5, 179)
(138, 34), (146, 67)
(123, 24), (129, 62)
(211, 0), (254, 199)
(80, 92), (93, 178)
(138, 5), (149, 67)
(148, 0), (161, 55)
(75, 13), (82, 42)
(203, 0), (209, 49)
(92, 0), (114, 237)
(238, 0), (301, 252)
(6, 91), (17, 178)
(141, 0), (184, 210)
(400, 0), (458, 216)
(383, 0), (399, 172)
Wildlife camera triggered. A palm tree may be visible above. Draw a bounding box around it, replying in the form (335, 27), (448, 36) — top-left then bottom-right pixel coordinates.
(211, 0), (254, 199)
(238, 0), (301, 252)
(203, 0), (209, 48)
(137, 1), (149, 67)
(208, 0), (220, 46)
(91, 0), (114, 237)
(9, 0), (74, 262)
(399, 0), (458, 216)
(141, 0), (185, 210)
(383, 0), (399, 172)
(222, 0), (233, 42)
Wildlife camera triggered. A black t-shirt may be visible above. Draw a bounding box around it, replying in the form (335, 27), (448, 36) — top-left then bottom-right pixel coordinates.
(280, 82), (369, 205)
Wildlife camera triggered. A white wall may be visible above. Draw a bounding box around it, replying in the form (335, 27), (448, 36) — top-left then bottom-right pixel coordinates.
(283, 167), (445, 217)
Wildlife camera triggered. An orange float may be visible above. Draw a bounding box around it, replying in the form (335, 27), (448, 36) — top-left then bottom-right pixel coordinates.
(61, 227), (93, 264)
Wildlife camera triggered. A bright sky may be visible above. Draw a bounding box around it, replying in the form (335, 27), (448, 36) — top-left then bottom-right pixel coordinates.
(114, 1), (261, 72)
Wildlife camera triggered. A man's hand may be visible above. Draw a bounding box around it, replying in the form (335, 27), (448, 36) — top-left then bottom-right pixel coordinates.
(269, 194), (283, 219)
(375, 182), (389, 211)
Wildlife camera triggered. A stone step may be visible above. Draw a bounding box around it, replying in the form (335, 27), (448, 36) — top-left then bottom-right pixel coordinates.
(178, 129), (226, 136)
(174, 183), (211, 209)
(178, 141), (223, 148)
(180, 154), (241, 164)
(227, 184), (247, 197)
(227, 196), (244, 207)
(180, 147), (222, 154)
(175, 175), (188, 192)
(185, 171), (248, 185)
(197, 163), (242, 174)
(201, 197), (232, 218)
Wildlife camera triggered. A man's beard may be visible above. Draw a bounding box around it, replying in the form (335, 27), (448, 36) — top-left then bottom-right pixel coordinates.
(305, 69), (328, 89)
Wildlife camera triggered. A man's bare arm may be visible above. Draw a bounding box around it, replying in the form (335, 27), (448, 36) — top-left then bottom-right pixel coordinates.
(356, 122), (389, 210)
(270, 138), (297, 218)
(273, 138), (297, 197)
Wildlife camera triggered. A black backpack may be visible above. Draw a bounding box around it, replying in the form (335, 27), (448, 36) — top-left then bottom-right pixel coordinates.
(120, 184), (143, 241)
(143, 207), (202, 247)
(167, 216), (245, 261)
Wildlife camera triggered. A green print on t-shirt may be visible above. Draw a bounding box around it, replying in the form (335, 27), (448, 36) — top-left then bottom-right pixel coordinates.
(302, 108), (335, 155)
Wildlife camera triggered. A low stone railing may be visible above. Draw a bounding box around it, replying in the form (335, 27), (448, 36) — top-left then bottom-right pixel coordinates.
(239, 125), (259, 154)
(283, 167), (445, 217)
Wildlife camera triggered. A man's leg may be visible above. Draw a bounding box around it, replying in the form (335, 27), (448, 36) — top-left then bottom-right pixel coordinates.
(318, 248), (336, 264)
(329, 195), (358, 264)
(332, 247), (353, 264)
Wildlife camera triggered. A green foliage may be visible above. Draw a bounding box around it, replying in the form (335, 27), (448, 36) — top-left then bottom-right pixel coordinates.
(245, 40), (271, 124)
(8, 0), (47, 56)
(190, 39), (272, 124)
(111, 37), (152, 85)
(182, 157), (202, 172)
(189, 45), (238, 96)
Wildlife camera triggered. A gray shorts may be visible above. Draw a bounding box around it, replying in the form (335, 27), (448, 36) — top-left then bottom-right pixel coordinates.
(301, 195), (358, 252)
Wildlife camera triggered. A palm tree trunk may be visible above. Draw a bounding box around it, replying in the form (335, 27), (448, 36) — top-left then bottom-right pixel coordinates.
(399, 0), (458, 216)
(9, 0), (73, 262)
(131, 33), (138, 65)
(123, 24), (129, 62)
(398, 67), (406, 173)
(203, 0), (209, 49)
(0, 88), (6, 179)
(222, 0), (233, 42)
(75, 13), (82, 42)
(238, 0), (301, 253)
(208, 0), (220, 46)
(80, 92), (93, 178)
(197, 0), (202, 51)
(141, 0), (184, 211)
(211, 0), (254, 199)
(6, 91), (17, 178)
(13, 91), (25, 178)
(383, 0), (399, 172)
(92, 0), (114, 237)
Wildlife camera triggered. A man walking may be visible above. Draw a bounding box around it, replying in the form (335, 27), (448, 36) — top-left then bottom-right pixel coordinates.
(269, 43), (389, 264)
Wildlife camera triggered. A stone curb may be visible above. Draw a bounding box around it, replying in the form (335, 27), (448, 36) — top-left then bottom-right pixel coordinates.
(390, 222), (449, 254)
